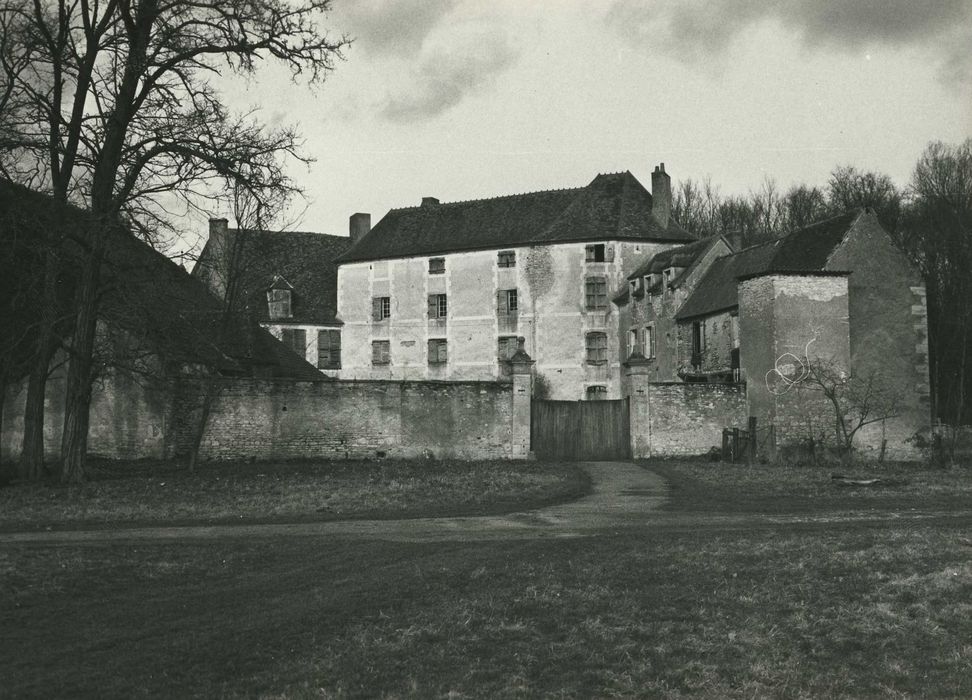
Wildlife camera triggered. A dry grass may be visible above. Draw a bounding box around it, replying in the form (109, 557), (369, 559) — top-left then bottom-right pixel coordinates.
(0, 458), (588, 529)
(648, 458), (972, 513)
(3, 522), (972, 697)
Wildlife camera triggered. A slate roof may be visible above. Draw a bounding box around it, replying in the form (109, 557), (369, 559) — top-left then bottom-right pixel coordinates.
(336, 171), (695, 264)
(0, 181), (323, 381)
(674, 210), (862, 321)
(196, 228), (352, 326)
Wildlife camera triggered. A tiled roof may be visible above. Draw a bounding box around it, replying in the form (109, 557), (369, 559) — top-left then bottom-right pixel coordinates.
(336, 171), (695, 263)
(675, 210), (861, 320)
(628, 235), (726, 282)
(197, 228), (352, 326)
(0, 181), (323, 381)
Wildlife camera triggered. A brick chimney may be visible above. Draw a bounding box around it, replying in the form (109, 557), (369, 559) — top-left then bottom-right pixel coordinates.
(651, 163), (671, 229)
(421, 196), (439, 207)
(349, 212), (371, 244)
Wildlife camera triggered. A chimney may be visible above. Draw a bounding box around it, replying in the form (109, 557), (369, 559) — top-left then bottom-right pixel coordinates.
(651, 163), (671, 229)
(205, 217), (230, 299)
(349, 212), (371, 244)
(421, 196), (439, 207)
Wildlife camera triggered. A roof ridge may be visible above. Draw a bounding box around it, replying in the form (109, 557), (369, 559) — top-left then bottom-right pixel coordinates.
(388, 185), (585, 212)
(232, 227), (345, 240)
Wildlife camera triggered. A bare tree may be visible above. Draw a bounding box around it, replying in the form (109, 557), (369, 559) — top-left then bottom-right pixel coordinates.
(828, 165), (902, 232)
(0, 0), (348, 481)
(900, 140), (972, 453)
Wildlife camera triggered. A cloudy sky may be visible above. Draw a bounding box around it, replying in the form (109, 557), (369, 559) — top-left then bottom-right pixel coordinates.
(200, 0), (971, 247)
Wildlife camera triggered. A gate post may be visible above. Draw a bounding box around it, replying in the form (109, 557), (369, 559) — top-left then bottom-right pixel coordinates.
(509, 337), (535, 459)
(624, 352), (652, 459)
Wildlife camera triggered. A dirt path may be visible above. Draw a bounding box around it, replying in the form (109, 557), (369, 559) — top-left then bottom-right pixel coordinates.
(2, 462), (971, 545)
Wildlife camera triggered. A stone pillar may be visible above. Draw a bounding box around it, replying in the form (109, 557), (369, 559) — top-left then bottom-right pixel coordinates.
(625, 353), (652, 458)
(509, 337), (535, 459)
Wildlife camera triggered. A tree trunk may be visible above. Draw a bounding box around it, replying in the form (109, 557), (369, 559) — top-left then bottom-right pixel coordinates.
(19, 250), (60, 481)
(187, 377), (218, 472)
(59, 245), (102, 484)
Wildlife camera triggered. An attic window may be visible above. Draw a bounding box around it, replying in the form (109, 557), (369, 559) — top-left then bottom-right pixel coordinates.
(498, 250), (516, 268)
(585, 244), (615, 263)
(267, 289), (292, 319)
(429, 257), (445, 274)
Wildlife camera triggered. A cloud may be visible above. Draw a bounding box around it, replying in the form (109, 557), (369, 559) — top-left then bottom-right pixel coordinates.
(606, 0), (972, 82)
(377, 18), (520, 122)
(339, 0), (459, 56)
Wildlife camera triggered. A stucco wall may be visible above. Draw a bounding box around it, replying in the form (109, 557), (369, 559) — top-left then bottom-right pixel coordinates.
(337, 240), (672, 400)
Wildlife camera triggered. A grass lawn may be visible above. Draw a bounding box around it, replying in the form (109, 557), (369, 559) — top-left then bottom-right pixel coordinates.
(0, 458), (589, 530)
(3, 519), (972, 698)
(648, 459), (972, 514)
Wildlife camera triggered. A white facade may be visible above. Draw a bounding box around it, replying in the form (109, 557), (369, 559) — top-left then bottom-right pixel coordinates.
(336, 239), (675, 399)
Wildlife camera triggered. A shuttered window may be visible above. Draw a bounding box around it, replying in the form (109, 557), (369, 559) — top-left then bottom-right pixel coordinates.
(372, 296), (391, 321)
(429, 257), (445, 274)
(427, 294), (447, 319)
(281, 328), (307, 360)
(586, 385), (608, 400)
(372, 340), (390, 365)
(585, 332), (607, 364)
(496, 289), (518, 314)
(317, 330), (341, 369)
(497, 335), (518, 360)
(645, 325), (656, 359)
(497, 250), (515, 268)
(428, 339), (448, 364)
(584, 244), (614, 263)
(585, 277), (607, 310)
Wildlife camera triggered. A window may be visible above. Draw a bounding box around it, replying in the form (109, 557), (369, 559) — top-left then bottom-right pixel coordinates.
(281, 328), (307, 359)
(372, 296), (391, 321)
(498, 250), (516, 268)
(429, 257), (445, 274)
(428, 338), (448, 364)
(317, 330), (341, 369)
(585, 277), (607, 310)
(371, 340), (390, 365)
(645, 325), (656, 359)
(498, 335), (518, 360)
(427, 293), (448, 319)
(585, 244), (614, 263)
(497, 289), (518, 314)
(691, 320), (706, 367)
(586, 332), (608, 365)
(267, 289), (292, 319)
(586, 385), (608, 400)
(729, 313), (740, 349)
(627, 328), (639, 358)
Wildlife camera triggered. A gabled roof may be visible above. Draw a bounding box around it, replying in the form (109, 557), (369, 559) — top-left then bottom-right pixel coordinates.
(196, 228), (352, 326)
(675, 210), (862, 321)
(335, 171), (695, 264)
(0, 181), (324, 381)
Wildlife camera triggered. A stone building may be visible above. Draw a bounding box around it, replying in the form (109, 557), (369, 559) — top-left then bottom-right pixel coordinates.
(193, 219), (352, 377)
(616, 209), (931, 458)
(333, 165), (694, 400)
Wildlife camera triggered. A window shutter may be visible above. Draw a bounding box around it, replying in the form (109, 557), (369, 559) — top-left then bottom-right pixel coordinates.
(372, 297), (381, 321)
(439, 341), (448, 363)
(294, 329), (307, 357)
(282, 328), (294, 348)
(606, 245), (615, 262)
(428, 295), (438, 318)
(428, 339), (435, 359)
(496, 290), (507, 314)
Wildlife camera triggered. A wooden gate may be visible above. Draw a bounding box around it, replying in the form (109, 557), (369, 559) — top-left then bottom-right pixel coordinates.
(531, 398), (631, 460)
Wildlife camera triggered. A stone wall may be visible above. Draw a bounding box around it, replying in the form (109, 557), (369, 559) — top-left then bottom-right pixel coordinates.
(626, 367), (747, 457)
(167, 378), (520, 462)
(3, 371), (526, 464)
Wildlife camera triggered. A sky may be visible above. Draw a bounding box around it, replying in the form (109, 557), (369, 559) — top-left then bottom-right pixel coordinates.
(187, 0), (972, 252)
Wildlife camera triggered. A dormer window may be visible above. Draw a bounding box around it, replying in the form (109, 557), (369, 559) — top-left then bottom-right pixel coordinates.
(267, 276), (295, 319)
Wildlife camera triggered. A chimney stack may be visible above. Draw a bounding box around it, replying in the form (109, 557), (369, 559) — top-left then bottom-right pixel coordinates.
(349, 212), (371, 244)
(421, 196), (439, 207)
(205, 217), (230, 299)
(651, 163), (671, 229)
